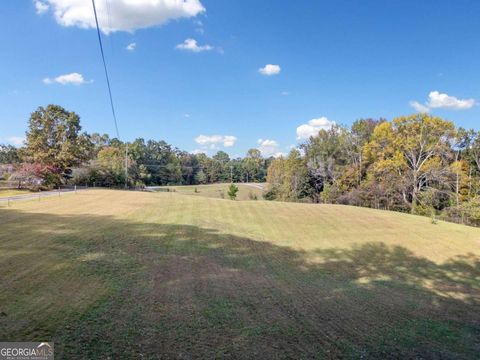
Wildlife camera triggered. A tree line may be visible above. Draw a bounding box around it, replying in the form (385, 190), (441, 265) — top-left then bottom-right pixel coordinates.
(2, 105), (480, 226)
(266, 115), (480, 226)
(0, 105), (271, 189)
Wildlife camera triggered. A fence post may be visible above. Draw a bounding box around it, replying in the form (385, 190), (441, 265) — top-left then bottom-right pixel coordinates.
(7, 198), (10, 207)
(38, 193), (41, 202)
(58, 187), (61, 197)
(75, 185), (77, 194)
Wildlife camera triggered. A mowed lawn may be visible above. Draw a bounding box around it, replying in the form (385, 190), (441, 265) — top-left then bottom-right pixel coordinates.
(0, 190), (479, 359)
(156, 183), (265, 201)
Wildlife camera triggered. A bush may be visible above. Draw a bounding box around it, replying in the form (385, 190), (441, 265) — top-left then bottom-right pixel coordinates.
(441, 197), (480, 227)
(412, 203), (436, 217)
(320, 184), (336, 204)
(263, 187), (277, 201)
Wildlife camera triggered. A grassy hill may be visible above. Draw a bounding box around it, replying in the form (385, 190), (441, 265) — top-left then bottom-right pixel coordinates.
(153, 183), (265, 201)
(0, 189), (479, 358)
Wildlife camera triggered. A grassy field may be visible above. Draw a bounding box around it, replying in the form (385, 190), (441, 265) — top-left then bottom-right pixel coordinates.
(155, 183), (265, 201)
(0, 189), (31, 198)
(0, 189), (479, 359)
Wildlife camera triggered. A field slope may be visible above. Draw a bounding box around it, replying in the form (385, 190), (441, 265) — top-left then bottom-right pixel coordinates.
(0, 190), (479, 359)
(153, 183), (265, 200)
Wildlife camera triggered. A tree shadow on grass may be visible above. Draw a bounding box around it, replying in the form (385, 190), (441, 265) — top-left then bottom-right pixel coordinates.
(0, 207), (479, 359)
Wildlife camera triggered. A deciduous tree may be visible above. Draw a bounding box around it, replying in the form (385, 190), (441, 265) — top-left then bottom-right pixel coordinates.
(24, 105), (92, 184)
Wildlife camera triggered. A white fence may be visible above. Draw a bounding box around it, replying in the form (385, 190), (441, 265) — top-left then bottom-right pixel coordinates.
(0, 185), (88, 206)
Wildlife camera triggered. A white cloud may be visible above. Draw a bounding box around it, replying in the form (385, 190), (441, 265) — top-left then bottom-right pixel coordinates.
(38, 0), (205, 34)
(194, 19), (204, 34)
(281, 91), (290, 96)
(410, 91), (476, 113)
(409, 101), (430, 113)
(222, 136), (237, 147)
(43, 72), (91, 85)
(176, 38), (213, 52)
(184, 113), (191, 118)
(126, 42), (136, 51)
(6, 136), (25, 146)
(257, 139), (285, 158)
(296, 117), (336, 140)
(427, 91), (475, 110)
(195, 135), (237, 148)
(35, 1), (49, 14)
(259, 64), (281, 76)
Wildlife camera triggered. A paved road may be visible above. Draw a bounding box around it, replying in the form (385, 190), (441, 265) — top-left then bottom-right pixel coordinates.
(241, 182), (267, 190)
(0, 188), (86, 204)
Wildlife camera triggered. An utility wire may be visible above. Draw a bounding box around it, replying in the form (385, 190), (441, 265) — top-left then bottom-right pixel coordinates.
(91, 0), (120, 139)
(92, 0), (128, 188)
(104, 0), (114, 55)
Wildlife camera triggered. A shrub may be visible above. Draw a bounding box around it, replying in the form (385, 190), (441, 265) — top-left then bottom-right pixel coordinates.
(441, 197), (480, 227)
(263, 187), (278, 201)
(412, 203), (435, 217)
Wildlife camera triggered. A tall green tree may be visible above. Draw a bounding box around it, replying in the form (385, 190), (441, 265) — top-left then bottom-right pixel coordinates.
(25, 105), (92, 183)
(213, 151), (230, 164)
(128, 139), (182, 185)
(0, 144), (21, 164)
(178, 151), (200, 185)
(301, 125), (348, 202)
(267, 149), (309, 201)
(243, 148), (264, 182)
(94, 146), (131, 187)
(345, 118), (385, 185)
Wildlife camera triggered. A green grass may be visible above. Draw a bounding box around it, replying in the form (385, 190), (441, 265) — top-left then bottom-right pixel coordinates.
(155, 183), (264, 200)
(0, 189), (479, 359)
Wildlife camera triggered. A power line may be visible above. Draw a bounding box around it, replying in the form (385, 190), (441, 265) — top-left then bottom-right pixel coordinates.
(91, 0), (119, 139)
(103, 0), (114, 55)
(92, 0), (128, 188)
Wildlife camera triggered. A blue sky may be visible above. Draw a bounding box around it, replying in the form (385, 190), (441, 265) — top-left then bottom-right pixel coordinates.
(1, 0), (479, 157)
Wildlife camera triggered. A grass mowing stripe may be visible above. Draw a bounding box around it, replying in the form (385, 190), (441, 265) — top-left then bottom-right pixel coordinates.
(1, 190), (479, 358)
